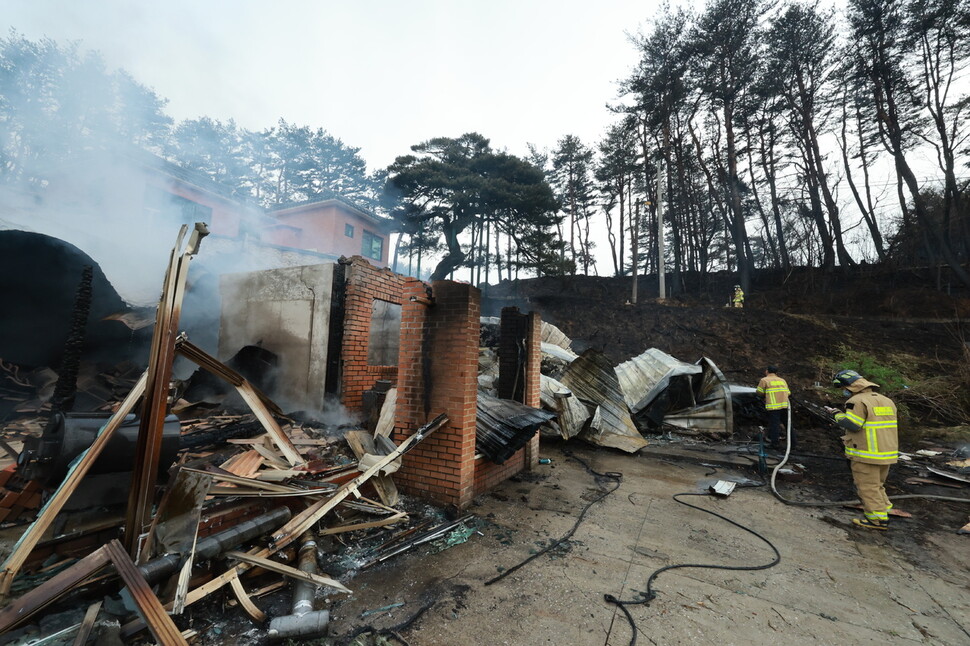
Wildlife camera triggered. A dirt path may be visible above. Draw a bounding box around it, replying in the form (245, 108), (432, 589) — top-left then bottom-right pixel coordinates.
(322, 442), (970, 645)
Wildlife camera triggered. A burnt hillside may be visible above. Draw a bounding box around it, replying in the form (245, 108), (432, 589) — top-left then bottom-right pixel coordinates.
(482, 269), (970, 427)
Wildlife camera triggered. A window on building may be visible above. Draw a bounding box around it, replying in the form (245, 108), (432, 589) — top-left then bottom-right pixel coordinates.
(362, 229), (383, 261)
(368, 299), (401, 366)
(144, 186), (212, 226)
(345, 223), (355, 238)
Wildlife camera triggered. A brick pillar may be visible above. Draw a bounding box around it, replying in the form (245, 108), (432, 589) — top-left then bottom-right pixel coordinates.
(393, 280), (480, 509)
(523, 311), (541, 468)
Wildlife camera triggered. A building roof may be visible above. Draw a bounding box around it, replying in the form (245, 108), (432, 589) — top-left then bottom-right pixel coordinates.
(268, 194), (391, 229)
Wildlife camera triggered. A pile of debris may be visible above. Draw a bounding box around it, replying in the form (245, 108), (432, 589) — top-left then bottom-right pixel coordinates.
(0, 224), (476, 644)
(0, 406), (471, 643)
(480, 317), (736, 453)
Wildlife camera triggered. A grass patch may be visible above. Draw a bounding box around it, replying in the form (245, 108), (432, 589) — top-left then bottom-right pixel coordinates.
(816, 345), (970, 432)
(830, 345), (912, 391)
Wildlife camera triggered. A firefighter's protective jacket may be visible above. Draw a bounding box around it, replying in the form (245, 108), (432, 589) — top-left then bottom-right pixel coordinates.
(756, 374), (790, 410)
(835, 384), (898, 464)
(733, 289), (744, 305)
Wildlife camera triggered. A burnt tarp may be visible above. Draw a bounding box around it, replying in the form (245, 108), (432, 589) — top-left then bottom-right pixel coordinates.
(614, 348), (702, 414)
(539, 374), (588, 439)
(560, 349), (647, 453)
(635, 357), (734, 436)
(476, 393), (556, 464)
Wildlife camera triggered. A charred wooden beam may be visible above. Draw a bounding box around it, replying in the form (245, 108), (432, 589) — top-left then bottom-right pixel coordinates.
(125, 223), (208, 554)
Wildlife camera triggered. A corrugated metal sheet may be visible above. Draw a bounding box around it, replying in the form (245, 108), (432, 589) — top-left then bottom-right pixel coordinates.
(560, 349), (647, 453)
(660, 357), (733, 436)
(540, 322), (573, 351)
(614, 348), (701, 413)
(539, 374), (588, 439)
(476, 393), (556, 464)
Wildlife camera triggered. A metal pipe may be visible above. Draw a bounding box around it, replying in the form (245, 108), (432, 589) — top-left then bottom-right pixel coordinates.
(138, 506), (291, 584)
(291, 533), (317, 616)
(267, 531), (330, 640)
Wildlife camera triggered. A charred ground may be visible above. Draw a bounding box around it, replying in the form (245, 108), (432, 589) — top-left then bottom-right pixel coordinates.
(483, 267), (970, 443)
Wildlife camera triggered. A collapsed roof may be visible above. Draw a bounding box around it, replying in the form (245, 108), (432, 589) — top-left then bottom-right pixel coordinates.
(480, 318), (736, 452)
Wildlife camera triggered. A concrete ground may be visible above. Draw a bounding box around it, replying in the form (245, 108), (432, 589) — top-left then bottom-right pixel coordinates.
(326, 442), (970, 646)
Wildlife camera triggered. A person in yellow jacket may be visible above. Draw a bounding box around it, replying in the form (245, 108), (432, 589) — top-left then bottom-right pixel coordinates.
(732, 285), (744, 308)
(828, 369), (899, 531)
(757, 366), (791, 449)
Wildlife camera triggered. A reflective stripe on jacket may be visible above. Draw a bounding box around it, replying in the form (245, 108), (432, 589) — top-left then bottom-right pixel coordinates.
(756, 375), (789, 410)
(836, 391), (898, 464)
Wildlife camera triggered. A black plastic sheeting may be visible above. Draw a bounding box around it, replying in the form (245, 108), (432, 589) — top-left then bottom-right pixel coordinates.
(0, 230), (129, 368)
(476, 393), (556, 464)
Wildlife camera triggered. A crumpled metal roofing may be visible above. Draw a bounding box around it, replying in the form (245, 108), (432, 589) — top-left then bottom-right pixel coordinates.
(654, 357), (734, 436)
(541, 342), (578, 363)
(614, 348), (701, 413)
(539, 374), (588, 439)
(540, 322), (573, 352)
(560, 349), (647, 453)
(476, 393), (556, 464)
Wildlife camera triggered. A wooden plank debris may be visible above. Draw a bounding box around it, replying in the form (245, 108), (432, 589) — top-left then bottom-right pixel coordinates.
(225, 551), (351, 594)
(0, 545), (112, 633)
(170, 414), (448, 605)
(71, 600), (103, 646)
(174, 339), (303, 466)
(228, 570), (267, 623)
(220, 450), (265, 479)
(251, 443), (290, 469)
(104, 540), (188, 646)
(374, 387), (397, 438)
(345, 430), (399, 506)
(317, 512), (408, 536)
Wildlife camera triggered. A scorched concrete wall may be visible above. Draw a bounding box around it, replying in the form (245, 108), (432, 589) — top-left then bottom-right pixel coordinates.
(219, 263), (335, 411)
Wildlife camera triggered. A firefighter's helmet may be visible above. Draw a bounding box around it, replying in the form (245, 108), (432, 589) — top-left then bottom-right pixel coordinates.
(833, 369), (863, 388)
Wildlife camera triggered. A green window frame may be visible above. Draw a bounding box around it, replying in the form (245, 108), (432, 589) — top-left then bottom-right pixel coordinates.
(362, 229), (383, 261)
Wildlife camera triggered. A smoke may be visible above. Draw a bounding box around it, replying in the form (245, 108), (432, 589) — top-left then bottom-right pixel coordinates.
(0, 34), (388, 418)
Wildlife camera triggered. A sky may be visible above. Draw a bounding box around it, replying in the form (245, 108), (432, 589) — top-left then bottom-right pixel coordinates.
(1, 0), (664, 171)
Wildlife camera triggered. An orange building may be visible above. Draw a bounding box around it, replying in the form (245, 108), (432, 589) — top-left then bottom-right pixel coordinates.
(135, 155), (391, 267)
(263, 197), (389, 266)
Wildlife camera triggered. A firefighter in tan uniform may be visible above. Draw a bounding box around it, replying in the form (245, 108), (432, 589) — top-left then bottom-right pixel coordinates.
(732, 285), (744, 308)
(756, 366), (791, 449)
(829, 370), (898, 530)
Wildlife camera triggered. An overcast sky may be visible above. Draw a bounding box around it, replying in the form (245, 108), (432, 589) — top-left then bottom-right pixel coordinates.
(2, 0), (670, 170)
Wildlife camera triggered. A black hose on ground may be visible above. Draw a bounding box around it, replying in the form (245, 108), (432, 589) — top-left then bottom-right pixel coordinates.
(485, 450), (622, 586)
(604, 491), (782, 646)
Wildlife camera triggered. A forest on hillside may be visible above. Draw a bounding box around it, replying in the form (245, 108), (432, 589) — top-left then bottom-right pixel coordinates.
(1, 0), (969, 288)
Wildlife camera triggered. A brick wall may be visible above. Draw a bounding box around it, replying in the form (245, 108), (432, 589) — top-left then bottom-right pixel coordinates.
(393, 280), (480, 509)
(340, 257), (405, 411)
(393, 294), (543, 509)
